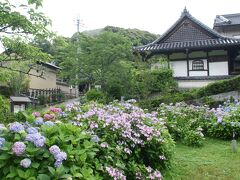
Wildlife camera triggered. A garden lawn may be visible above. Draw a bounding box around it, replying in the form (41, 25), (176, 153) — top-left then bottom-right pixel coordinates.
(164, 138), (240, 180)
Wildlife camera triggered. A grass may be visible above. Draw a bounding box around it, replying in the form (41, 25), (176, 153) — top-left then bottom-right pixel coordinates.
(164, 138), (240, 180)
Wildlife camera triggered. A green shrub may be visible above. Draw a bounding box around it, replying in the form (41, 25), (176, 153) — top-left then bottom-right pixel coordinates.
(149, 69), (177, 93)
(0, 86), (12, 97)
(0, 95), (15, 123)
(196, 75), (240, 98)
(38, 95), (47, 105)
(86, 89), (106, 103)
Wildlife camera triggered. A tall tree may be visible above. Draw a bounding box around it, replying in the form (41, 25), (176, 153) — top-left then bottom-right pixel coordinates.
(0, 0), (52, 77)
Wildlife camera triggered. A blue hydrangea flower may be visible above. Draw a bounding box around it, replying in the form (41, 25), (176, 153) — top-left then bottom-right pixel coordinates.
(0, 137), (5, 148)
(55, 152), (67, 161)
(35, 117), (44, 125)
(25, 133), (46, 147)
(26, 127), (38, 134)
(49, 145), (67, 167)
(20, 158), (31, 168)
(9, 122), (24, 133)
(91, 135), (100, 143)
(44, 121), (55, 127)
(59, 112), (67, 117)
(54, 160), (62, 167)
(230, 122), (235, 126)
(49, 145), (61, 156)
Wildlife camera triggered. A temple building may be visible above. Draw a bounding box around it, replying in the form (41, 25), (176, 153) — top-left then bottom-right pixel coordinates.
(134, 8), (240, 88)
(213, 13), (240, 38)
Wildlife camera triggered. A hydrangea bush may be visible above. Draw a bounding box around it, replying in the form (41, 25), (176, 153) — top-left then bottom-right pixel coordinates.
(157, 100), (240, 145)
(203, 100), (240, 139)
(157, 102), (206, 146)
(0, 100), (174, 179)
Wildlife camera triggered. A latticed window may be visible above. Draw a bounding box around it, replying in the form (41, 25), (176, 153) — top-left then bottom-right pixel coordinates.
(192, 60), (204, 70)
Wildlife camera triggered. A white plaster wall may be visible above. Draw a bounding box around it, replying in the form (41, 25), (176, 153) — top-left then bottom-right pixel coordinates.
(189, 71), (208, 76)
(209, 61), (228, 76)
(170, 61), (187, 77)
(178, 80), (216, 89)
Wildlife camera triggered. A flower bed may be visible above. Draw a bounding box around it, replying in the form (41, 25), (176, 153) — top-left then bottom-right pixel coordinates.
(157, 100), (240, 147)
(0, 100), (174, 179)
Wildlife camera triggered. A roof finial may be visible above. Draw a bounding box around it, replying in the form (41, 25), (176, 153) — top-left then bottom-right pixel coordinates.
(182, 6), (189, 16)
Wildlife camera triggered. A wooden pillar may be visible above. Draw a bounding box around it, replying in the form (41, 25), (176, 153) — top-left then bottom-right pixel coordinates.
(186, 49), (189, 77)
(207, 51), (210, 76)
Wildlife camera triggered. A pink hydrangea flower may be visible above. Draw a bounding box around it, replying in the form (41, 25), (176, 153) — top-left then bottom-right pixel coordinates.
(43, 114), (55, 120)
(32, 112), (41, 117)
(50, 107), (62, 113)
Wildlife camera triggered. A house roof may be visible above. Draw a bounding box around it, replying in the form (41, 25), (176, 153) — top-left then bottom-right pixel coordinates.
(38, 61), (62, 70)
(10, 96), (32, 103)
(134, 8), (240, 54)
(214, 13), (240, 27)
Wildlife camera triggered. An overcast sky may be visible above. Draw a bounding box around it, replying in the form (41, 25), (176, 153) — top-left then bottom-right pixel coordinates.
(41, 0), (240, 37)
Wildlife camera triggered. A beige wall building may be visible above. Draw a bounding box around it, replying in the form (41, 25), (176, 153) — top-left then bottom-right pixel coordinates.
(28, 62), (78, 96)
(28, 63), (59, 89)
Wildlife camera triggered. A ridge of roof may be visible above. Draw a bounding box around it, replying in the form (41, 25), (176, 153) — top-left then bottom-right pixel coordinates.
(221, 13), (240, 17)
(151, 8), (223, 45)
(214, 13), (240, 27)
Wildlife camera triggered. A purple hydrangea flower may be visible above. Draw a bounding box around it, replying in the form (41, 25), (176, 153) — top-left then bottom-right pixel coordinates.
(54, 160), (62, 168)
(49, 146), (67, 167)
(26, 127), (38, 134)
(12, 142), (26, 156)
(49, 145), (61, 156)
(59, 112), (67, 117)
(35, 117), (44, 125)
(100, 142), (109, 148)
(55, 152), (67, 161)
(91, 135), (100, 143)
(106, 166), (126, 180)
(20, 158), (31, 168)
(9, 122), (24, 133)
(25, 133), (46, 147)
(0, 137), (5, 148)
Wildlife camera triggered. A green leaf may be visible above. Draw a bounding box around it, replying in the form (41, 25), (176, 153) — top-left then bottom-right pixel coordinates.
(60, 174), (72, 179)
(17, 169), (26, 178)
(6, 172), (17, 179)
(43, 152), (50, 158)
(73, 173), (82, 178)
(81, 167), (93, 178)
(0, 153), (10, 160)
(37, 174), (51, 180)
(32, 162), (40, 169)
(56, 165), (65, 176)
(48, 166), (55, 175)
(79, 153), (87, 163)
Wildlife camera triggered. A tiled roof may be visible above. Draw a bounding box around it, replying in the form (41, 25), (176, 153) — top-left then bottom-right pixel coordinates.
(134, 38), (240, 53)
(134, 9), (240, 53)
(214, 13), (240, 27)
